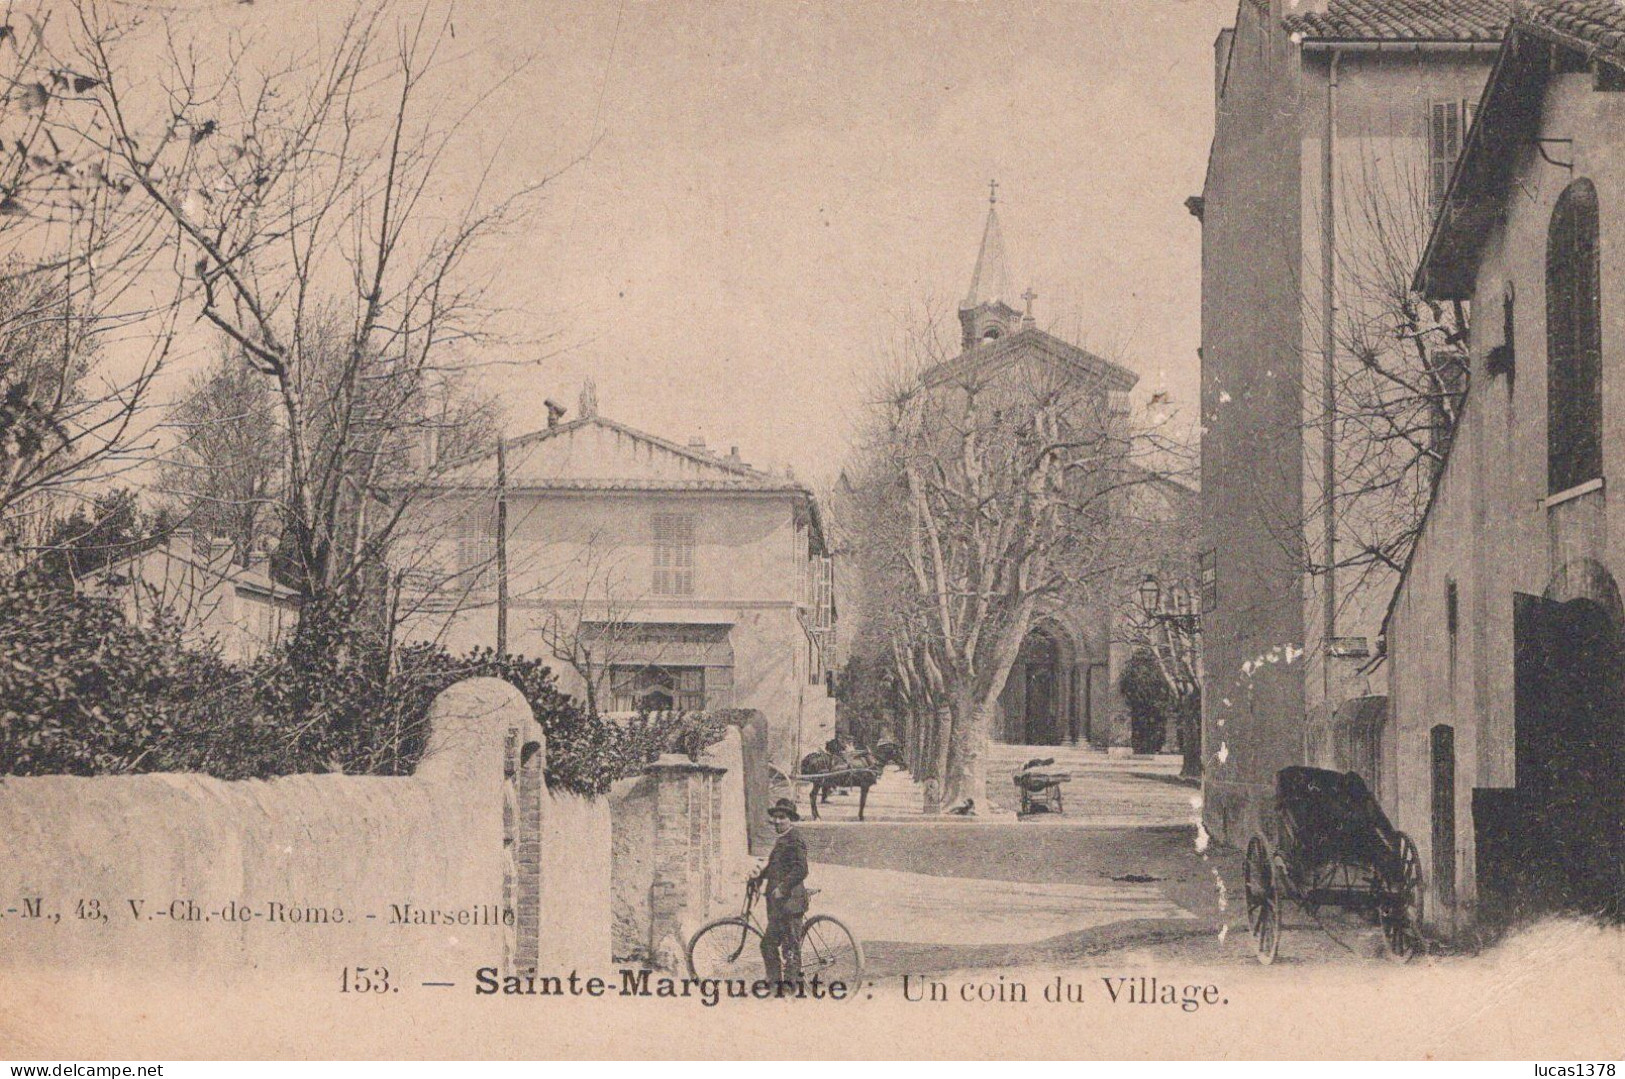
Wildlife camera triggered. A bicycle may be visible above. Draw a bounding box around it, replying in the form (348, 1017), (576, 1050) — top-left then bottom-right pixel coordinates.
(685, 877), (864, 996)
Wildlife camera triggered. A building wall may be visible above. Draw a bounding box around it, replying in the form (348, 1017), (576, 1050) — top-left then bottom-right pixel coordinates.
(1388, 71), (1625, 931)
(1200, 10), (1498, 844)
(399, 489), (834, 772)
(1296, 48), (1496, 725)
(1199, 2), (1310, 845)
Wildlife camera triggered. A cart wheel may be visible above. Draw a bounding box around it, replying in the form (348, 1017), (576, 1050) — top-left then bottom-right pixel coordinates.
(1244, 836), (1281, 965)
(1382, 833), (1425, 961)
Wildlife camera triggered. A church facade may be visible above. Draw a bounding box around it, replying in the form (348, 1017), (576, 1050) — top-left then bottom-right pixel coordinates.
(936, 197), (1191, 748)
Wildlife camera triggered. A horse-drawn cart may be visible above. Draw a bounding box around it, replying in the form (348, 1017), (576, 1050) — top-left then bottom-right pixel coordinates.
(1243, 766), (1424, 963)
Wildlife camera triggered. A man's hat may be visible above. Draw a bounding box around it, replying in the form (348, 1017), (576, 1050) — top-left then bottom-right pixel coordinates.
(768, 797), (799, 821)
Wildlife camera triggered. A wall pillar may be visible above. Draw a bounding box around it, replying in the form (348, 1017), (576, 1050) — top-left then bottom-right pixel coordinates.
(645, 755), (728, 969)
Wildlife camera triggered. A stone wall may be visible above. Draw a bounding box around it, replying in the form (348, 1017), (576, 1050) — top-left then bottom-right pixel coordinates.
(609, 728), (750, 968)
(0, 678), (610, 978)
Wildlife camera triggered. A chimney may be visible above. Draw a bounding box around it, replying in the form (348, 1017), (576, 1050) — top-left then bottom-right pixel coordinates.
(545, 399), (567, 429)
(578, 379), (599, 420)
(726, 446), (742, 467)
(169, 529), (194, 562)
(210, 537), (235, 568)
(250, 550), (271, 575)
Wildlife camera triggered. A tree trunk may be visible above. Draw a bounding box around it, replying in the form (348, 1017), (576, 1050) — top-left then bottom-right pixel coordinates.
(924, 704), (952, 813)
(942, 692), (991, 811)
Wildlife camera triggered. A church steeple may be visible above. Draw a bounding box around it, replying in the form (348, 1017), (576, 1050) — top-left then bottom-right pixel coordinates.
(959, 181), (1023, 351)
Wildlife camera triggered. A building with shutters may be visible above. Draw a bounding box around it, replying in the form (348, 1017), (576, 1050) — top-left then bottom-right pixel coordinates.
(392, 385), (838, 771)
(1387, 0), (1624, 934)
(1191, 0), (1510, 846)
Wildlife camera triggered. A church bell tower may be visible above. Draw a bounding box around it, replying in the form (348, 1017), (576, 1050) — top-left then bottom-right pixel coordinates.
(958, 180), (1024, 351)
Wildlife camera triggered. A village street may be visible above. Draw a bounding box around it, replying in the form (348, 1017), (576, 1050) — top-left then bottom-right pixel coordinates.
(793, 746), (1402, 976)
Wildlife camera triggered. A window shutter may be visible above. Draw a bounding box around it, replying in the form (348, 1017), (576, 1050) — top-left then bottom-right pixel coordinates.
(652, 514), (696, 595)
(1429, 101), (1464, 215)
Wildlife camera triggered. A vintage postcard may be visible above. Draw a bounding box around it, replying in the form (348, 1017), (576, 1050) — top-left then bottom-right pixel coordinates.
(0, 0), (1619, 1062)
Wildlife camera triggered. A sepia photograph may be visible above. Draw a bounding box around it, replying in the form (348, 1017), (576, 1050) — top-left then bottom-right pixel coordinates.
(0, 0), (1619, 1062)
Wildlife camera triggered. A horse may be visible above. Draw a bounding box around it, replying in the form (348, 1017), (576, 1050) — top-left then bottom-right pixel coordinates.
(870, 740), (907, 771)
(796, 747), (880, 821)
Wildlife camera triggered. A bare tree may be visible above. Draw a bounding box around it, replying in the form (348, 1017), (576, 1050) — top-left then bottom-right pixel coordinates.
(0, 7), (183, 564)
(526, 532), (649, 718)
(157, 344), (281, 565)
(59, 3), (561, 632)
(847, 304), (1177, 808)
(1113, 474), (1204, 777)
(1298, 147), (1470, 610)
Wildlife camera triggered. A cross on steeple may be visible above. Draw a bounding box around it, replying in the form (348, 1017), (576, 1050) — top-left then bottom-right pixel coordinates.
(988, 178), (999, 205)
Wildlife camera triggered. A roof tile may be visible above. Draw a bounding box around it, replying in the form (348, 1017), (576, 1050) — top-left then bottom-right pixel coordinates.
(1517, 0), (1625, 62)
(1283, 0), (1513, 41)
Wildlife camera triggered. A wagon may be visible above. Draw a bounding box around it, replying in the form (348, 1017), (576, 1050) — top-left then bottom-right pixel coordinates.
(1013, 760), (1072, 817)
(1243, 766), (1424, 963)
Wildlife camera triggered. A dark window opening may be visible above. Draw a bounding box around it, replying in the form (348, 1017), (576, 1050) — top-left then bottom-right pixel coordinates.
(1546, 179), (1602, 495)
(1431, 724), (1458, 910)
(1488, 283), (1516, 378)
(609, 665), (706, 713)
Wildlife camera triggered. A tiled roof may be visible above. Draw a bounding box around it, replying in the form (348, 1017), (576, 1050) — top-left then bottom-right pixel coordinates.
(1517, 0), (1625, 61)
(1283, 0), (1513, 41)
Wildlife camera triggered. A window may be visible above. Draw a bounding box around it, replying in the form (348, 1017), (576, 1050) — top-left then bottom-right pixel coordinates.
(1428, 101), (1472, 215)
(609, 665), (705, 713)
(455, 504), (497, 586)
(1546, 179), (1602, 495)
(812, 555), (834, 632)
(652, 514), (695, 595)
(1198, 550), (1218, 613)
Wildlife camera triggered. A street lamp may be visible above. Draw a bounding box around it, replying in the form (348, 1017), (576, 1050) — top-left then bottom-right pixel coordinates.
(1138, 573), (1199, 632)
(1137, 574), (1161, 619)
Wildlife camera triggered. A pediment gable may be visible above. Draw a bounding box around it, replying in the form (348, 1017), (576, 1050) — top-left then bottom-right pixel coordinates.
(436, 416), (802, 492)
(925, 326), (1140, 393)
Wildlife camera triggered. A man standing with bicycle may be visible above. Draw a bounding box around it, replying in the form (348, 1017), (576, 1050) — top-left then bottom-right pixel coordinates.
(756, 797), (809, 986)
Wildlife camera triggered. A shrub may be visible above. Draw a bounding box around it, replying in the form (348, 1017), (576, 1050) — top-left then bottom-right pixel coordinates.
(0, 572), (228, 775)
(0, 573), (724, 797)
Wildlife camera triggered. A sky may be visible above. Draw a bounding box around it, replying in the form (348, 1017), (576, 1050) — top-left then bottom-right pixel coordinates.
(164, 0), (1240, 486)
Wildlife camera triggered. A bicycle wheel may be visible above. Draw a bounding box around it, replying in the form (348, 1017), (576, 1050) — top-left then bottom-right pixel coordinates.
(686, 917), (767, 980)
(799, 914), (864, 996)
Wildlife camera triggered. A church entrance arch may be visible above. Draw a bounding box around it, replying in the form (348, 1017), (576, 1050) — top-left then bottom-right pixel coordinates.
(997, 621), (1084, 746)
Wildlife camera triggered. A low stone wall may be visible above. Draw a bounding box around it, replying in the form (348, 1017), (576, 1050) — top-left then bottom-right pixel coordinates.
(0, 678), (610, 978)
(609, 728), (750, 968)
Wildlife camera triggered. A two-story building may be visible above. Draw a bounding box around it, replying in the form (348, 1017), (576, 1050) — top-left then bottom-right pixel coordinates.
(394, 386), (838, 770)
(1193, 0), (1509, 845)
(1388, 0), (1624, 935)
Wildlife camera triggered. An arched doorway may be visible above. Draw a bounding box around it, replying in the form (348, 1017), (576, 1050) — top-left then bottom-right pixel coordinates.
(1505, 592), (1623, 920)
(1020, 629), (1061, 745)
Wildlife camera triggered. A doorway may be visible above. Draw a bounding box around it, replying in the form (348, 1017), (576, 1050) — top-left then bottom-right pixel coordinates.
(1497, 593), (1623, 921)
(1021, 630), (1061, 745)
